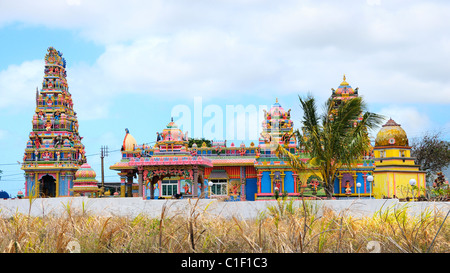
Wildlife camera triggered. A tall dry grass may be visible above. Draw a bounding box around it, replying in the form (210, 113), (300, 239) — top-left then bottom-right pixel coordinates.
(0, 198), (448, 253)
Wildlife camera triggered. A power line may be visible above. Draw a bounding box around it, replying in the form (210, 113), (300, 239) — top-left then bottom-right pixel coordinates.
(0, 173), (23, 177)
(86, 148), (120, 157)
(0, 179), (24, 182)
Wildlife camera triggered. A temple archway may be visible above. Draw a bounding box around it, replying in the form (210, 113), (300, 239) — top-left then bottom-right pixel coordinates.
(40, 174), (56, 197)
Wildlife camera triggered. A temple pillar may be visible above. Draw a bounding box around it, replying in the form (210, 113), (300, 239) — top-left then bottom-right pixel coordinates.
(257, 173), (262, 193)
(338, 173), (343, 194)
(55, 171), (60, 197)
(150, 176), (158, 199)
(193, 168), (199, 198)
(240, 167), (246, 201)
(293, 172), (298, 193)
(35, 173), (39, 198)
(127, 173), (133, 197)
(199, 173), (204, 198)
(67, 173), (74, 196)
(362, 173), (367, 194)
(270, 173), (274, 193)
(118, 172), (127, 197)
(138, 167), (143, 198)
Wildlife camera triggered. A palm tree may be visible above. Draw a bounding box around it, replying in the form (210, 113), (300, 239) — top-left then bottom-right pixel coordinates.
(276, 94), (383, 199)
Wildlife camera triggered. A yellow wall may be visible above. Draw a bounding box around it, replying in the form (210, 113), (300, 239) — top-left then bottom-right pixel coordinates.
(374, 148), (411, 158)
(373, 146), (426, 199)
(373, 171), (426, 199)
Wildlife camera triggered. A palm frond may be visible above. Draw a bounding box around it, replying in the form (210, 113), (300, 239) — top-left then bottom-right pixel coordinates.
(275, 144), (307, 172)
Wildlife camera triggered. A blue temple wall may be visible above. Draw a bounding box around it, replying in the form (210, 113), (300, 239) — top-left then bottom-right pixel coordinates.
(59, 174), (67, 196)
(283, 171), (294, 193)
(68, 176), (74, 196)
(245, 178), (257, 201)
(260, 171), (271, 193)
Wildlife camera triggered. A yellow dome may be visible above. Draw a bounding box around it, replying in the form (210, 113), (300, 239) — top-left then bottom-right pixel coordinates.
(123, 129), (137, 151)
(375, 119), (409, 147)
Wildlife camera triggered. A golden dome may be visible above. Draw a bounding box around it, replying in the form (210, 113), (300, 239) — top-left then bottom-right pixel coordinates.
(375, 119), (409, 147)
(123, 128), (137, 151)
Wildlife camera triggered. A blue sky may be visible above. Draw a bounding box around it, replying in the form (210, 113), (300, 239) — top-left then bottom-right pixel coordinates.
(1, 0), (450, 196)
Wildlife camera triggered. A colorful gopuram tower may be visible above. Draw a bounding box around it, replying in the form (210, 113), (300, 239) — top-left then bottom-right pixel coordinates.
(21, 47), (86, 197)
(330, 74), (363, 126)
(329, 76), (375, 198)
(254, 99), (305, 199)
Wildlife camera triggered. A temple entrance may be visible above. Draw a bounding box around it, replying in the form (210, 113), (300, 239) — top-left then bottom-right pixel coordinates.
(40, 174), (56, 197)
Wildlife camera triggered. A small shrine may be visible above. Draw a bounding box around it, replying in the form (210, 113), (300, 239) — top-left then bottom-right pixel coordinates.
(21, 47), (86, 197)
(72, 163), (99, 196)
(372, 118), (426, 199)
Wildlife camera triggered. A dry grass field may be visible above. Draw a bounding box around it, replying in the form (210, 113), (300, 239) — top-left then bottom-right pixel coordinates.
(0, 198), (448, 253)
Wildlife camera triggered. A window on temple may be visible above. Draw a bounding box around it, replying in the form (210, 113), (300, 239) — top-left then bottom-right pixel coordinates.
(161, 179), (178, 196)
(210, 179), (228, 195)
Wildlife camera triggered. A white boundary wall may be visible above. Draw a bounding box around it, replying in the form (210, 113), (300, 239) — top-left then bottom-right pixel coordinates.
(0, 197), (449, 219)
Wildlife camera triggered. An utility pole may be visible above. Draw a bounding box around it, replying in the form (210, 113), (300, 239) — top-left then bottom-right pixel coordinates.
(100, 145), (108, 197)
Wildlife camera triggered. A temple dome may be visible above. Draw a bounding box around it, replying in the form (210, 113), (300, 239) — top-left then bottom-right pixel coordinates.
(73, 163), (99, 194)
(375, 118), (409, 147)
(75, 163), (97, 179)
(123, 128), (137, 151)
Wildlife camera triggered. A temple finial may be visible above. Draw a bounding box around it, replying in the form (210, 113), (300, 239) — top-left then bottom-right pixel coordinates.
(276, 98), (278, 103)
(343, 74), (346, 81)
(171, 117), (173, 122)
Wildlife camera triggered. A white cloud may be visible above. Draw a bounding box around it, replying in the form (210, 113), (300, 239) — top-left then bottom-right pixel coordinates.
(378, 105), (433, 139)
(0, 60), (43, 109)
(66, 0), (81, 6)
(91, 31), (280, 98)
(367, 0), (381, 6)
(1, 0), (450, 114)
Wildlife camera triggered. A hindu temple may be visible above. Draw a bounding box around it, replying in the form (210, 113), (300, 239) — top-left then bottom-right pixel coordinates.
(21, 47), (87, 197)
(19, 47), (425, 201)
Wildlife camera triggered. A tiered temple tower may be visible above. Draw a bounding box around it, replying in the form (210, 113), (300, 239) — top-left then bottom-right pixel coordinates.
(330, 74), (363, 126)
(254, 99), (303, 199)
(329, 76), (375, 197)
(21, 47), (86, 197)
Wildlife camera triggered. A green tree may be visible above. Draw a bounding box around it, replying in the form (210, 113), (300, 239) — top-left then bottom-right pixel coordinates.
(411, 131), (450, 176)
(188, 138), (212, 148)
(276, 95), (383, 199)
